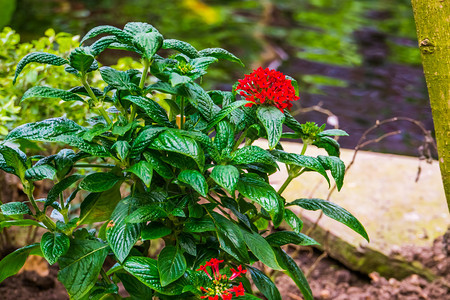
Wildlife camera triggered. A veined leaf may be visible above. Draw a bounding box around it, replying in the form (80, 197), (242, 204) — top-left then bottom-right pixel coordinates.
(123, 95), (174, 128)
(46, 174), (84, 207)
(265, 231), (318, 247)
(79, 172), (122, 192)
(80, 25), (131, 44)
(124, 22), (157, 35)
(236, 176), (284, 227)
(181, 131), (220, 163)
(79, 183), (122, 225)
(131, 127), (166, 157)
(288, 198), (369, 241)
(90, 36), (118, 56)
(0, 144), (28, 179)
(313, 136), (341, 157)
(318, 129), (349, 137)
(318, 155), (345, 191)
(127, 161), (153, 187)
(214, 121), (235, 153)
(232, 146), (277, 168)
(184, 218), (215, 233)
(143, 151), (174, 179)
(248, 266), (281, 300)
(69, 47), (95, 73)
(157, 246), (187, 287)
(40, 232), (70, 265)
(283, 111), (303, 133)
(125, 204), (167, 223)
(141, 222), (172, 240)
(240, 229), (282, 270)
(100, 67), (138, 91)
(206, 100), (250, 130)
(210, 165), (240, 194)
(178, 170), (208, 197)
(0, 202), (31, 216)
(13, 52), (67, 84)
(112, 140), (131, 161)
(25, 164), (57, 181)
(257, 106), (285, 150)
(0, 244), (41, 283)
(162, 39), (199, 58)
(58, 239), (108, 299)
(179, 83), (216, 121)
(106, 200), (142, 263)
(284, 209), (303, 233)
(134, 32), (163, 59)
(198, 48), (244, 66)
(21, 86), (85, 103)
(116, 272), (154, 299)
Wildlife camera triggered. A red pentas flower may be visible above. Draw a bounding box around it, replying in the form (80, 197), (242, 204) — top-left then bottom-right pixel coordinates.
(196, 258), (247, 299)
(236, 67), (300, 112)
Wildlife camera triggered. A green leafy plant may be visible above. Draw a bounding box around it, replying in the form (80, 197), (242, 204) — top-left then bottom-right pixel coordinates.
(0, 22), (368, 300)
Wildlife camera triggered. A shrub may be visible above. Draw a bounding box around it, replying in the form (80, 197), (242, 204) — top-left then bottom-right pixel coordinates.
(0, 22), (368, 300)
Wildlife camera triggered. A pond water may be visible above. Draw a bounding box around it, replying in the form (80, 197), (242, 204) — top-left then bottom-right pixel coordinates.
(8, 0), (434, 157)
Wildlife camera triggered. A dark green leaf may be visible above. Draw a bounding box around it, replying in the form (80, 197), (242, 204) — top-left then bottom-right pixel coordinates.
(284, 209), (303, 233)
(13, 52), (67, 84)
(124, 22), (157, 35)
(69, 47), (95, 73)
(211, 212), (249, 263)
(283, 111), (303, 133)
(40, 232), (70, 265)
(79, 183), (122, 225)
(0, 144), (27, 179)
(162, 39), (199, 58)
(169, 73), (192, 86)
(257, 106), (285, 150)
(248, 266), (281, 300)
(318, 129), (349, 137)
(116, 272), (153, 300)
(274, 248), (313, 300)
(236, 176), (284, 227)
(123, 256), (188, 295)
(0, 244), (41, 283)
(58, 239), (108, 299)
(143, 151), (174, 179)
(127, 161), (153, 187)
(318, 155), (345, 191)
(0, 202), (31, 216)
(288, 198), (369, 241)
(80, 25), (131, 44)
(80, 172), (121, 192)
(240, 229), (282, 270)
(134, 32), (163, 59)
(125, 204), (167, 223)
(206, 100), (250, 130)
(178, 233), (196, 256)
(107, 200), (142, 263)
(131, 127), (166, 156)
(46, 175), (84, 207)
(178, 170), (208, 197)
(25, 164), (57, 181)
(210, 165), (240, 194)
(112, 140), (130, 161)
(179, 83), (216, 121)
(198, 48), (243, 66)
(141, 222), (172, 240)
(90, 36), (118, 56)
(184, 218), (215, 233)
(232, 146), (277, 169)
(157, 246), (187, 287)
(271, 150), (330, 186)
(21, 86), (85, 103)
(0, 219), (44, 229)
(313, 136), (340, 157)
(123, 95), (174, 128)
(214, 121), (234, 153)
(100, 67), (138, 91)
(265, 231), (318, 247)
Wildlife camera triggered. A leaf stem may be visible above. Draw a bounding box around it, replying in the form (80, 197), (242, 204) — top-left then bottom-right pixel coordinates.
(100, 268), (112, 284)
(139, 58), (151, 89)
(232, 130), (248, 151)
(300, 142), (308, 155)
(277, 175), (294, 195)
(81, 75), (112, 125)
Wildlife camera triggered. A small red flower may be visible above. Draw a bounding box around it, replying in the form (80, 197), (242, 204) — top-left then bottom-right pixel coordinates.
(236, 67), (299, 112)
(229, 265), (247, 280)
(232, 283), (245, 297)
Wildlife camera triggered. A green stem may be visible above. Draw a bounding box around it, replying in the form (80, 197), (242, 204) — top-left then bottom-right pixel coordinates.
(232, 130), (248, 151)
(139, 59), (150, 89)
(24, 183), (56, 230)
(100, 268), (112, 284)
(300, 142), (308, 155)
(81, 75), (112, 125)
(179, 96), (185, 129)
(278, 175), (294, 195)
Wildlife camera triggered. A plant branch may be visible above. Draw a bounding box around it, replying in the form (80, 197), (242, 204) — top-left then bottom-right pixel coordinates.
(81, 75), (112, 125)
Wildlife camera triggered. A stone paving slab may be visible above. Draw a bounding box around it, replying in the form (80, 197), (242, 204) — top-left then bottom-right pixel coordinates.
(265, 141), (449, 279)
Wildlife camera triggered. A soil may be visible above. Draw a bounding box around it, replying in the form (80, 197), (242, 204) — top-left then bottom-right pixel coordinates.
(1, 235), (448, 300)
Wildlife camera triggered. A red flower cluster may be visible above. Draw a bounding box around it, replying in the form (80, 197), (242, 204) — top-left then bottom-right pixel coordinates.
(196, 258), (247, 300)
(236, 67), (300, 112)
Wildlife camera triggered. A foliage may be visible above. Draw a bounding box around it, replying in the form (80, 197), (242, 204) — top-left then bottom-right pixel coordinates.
(0, 22), (368, 299)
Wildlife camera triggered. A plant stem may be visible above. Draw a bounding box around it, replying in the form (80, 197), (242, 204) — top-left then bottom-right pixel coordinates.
(100, 268), (112, 284)
(179, 96), (185, 129)
(81, 75), (112, 125)
(139, 58), (150, 89)
(300, 142), (308, 155)
(24, 184), (56, 230)
(232, 130), (248, 151)
(278, 175), (294, 195)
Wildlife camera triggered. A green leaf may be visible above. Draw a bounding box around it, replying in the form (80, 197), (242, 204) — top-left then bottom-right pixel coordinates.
(131, 127), (166, 156)
(181, 131), (220, 163)
(58, 239), (108, 299)
(90, 36), (118, 56)
(283, 111), (303, 133)
(162, 39), (199, 58)
(184, 218), (215, 233)
(123, 95), (174, 128)
(157, 246), (187, 287)
(80, 25), (131, 44)
(169, 73), (192, 87)
(214, 121), (235, 153)
(127, 161), (153, 188)
(79, 183), (122, 225)
(265, 231), (318, 247)
(100, 67), (138, 91)
(210, 165), (240, 194)
(149, 130), (204, 171)
(178, 170), (208, 197)
(40, 232), (70, 265)
(240, 229), (282, 270)
(0, 219), (44, 230)
(232, 146), (277, 168)
(21, 86), (85, 103)
(25, 164), (57, 181)
(313, 136), (340, 157)
(112, 140), (131, 161)
(46, 174), (84, 207)
(318, 129), (349, 137)
(13, 52), (68, 84)
(116, 272), (153, 300)
(125, 204), (167, 223)
(273, 248), (313, 300)
(206, 100), (250, 130)
(143, 151), (174, 179)
(124, 22), (157, 35)
(0, 144), (27, 179)
(236, 176), (284, 227)
(288, 198), (369, 241)
(271, 150), (330, 186)
(257, 106), (285, 150)
(178, 233), (196, 256)
(0, 244), (41, 283)
(141, 222), (172, 240)
(123, 256), (188, 295)
(134, 32), (164, 59)
(211, 212), (249, 263)
(69, 47), (95, 73)
(80, 172), (121, 192)
(248, 266), (281, 300)
(283, 209), (303, 233)
(318, 155), (345, 191)
(198, 48), (244, 66)
(285, 75), (300, 97)
(107, 200), (142, 263)
(0, 202), (31, 216)
(179, 83), (215, 121)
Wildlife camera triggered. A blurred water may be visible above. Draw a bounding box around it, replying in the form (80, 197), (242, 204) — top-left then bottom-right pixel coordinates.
(8, 0), (433, 156)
